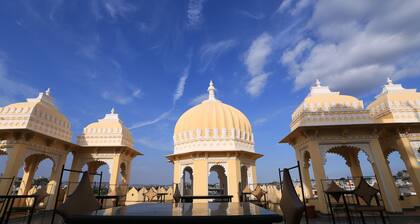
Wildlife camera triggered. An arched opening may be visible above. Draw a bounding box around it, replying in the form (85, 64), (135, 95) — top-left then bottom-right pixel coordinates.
(357, 150), (374, 177)
(82, 161), (110, 195)
(240, 166), (248, 190)
(324, 152), (352, 179)
(387, 151), (414, 197)
(182, 166), (193, 195)
(15, 154), (55, 209)
(0, 150), (7, 177)
(208, 165), (227, 196)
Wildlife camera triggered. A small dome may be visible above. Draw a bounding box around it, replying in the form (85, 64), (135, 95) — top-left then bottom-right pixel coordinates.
(77, 108), (134, 148)
(368, 78), (420, 123)
(173, 81), (254, 154)
(291, 80), (368, 130)
(0, 89), (72, 142)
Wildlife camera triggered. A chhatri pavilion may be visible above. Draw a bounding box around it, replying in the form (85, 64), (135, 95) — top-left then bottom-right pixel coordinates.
(167, 81), (263, 202)
(0, 89), (141, 209)
(281, 78), (420, 213)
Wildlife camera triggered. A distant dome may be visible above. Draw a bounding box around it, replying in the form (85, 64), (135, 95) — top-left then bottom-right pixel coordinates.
(77, 108), (134, 148)
(173, 81), (254, 154)
(291, 80), (369, 130)
(0, 89), (72, 142)
(367, 78), (420, 123)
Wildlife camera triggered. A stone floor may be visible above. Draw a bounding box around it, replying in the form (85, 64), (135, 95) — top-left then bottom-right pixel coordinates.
(8, 205), (420, 224)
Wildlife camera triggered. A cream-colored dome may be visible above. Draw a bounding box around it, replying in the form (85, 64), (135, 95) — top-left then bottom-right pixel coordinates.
(173, 81), (254, 154)
(368, 78), (420, 123)
(291, 80), (370, 130)
(0, 89), (72, 142)
(77, 108), (134, 148)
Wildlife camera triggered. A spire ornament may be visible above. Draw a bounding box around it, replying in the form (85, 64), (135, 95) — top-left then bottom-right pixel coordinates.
(315, 79), (321, 87)
(387, 77), (393, 85)
(208, 80), (216, 100)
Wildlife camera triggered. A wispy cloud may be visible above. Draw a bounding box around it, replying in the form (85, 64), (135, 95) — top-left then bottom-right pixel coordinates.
(244, 32), (273, 97)
(130, 66), (190, 129)
(189, 93), (207, 105)
(173, 66), (189, 104)
(101, 88), (142, 105)
(91, 0), (137, 20)
(276, 0), (311, 15)
(0, 56), (37, 105)
(76, 35), (101, 59)
(187, 0), (206, 28)
(136, 137), (171, 151)
(200, 39), (236, 71)
(237, 10), (265, 20)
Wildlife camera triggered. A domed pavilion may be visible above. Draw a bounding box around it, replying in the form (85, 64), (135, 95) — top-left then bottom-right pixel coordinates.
(281, 78), (420, 213)
(167, 81), (263, 202)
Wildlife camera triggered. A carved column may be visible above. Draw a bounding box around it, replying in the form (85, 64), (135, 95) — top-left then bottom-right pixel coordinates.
(308, 141), (328, 213)
(297, 150), (313, 198)
(17, 159), (39, 195)
(46, 154), (67, 210)
(109, 154), (122, 195)
(0, 145), (26, 195)
(369, 138), (402, 212)
(396, 136), (420, 204)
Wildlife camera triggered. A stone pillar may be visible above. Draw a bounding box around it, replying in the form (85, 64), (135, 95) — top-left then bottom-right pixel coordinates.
(396, 136), (420, 204)
(369, 138), (402, 212)
(296, 151), (313, 198)
(346, 152), (363, 186)
(46, 154), (67, 210)
(227, 159), (241, 202)
(0, 145), (26, 195)
(250, 164), (257, 187)
(109, 155), (122, 195)
(308, 141), (328, 213)
(67, 154), (83, 194)
(192, 159), (208, 202)
(17, 159), (38, 195)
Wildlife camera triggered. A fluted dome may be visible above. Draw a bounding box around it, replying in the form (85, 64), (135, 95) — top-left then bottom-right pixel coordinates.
(291, 80), (370, 130)
(0, 89), (72, 142)
(173, 81), (254, 154)
(77, 108), (134, 148)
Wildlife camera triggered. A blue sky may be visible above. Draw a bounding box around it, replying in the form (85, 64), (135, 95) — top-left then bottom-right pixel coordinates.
(1, 0), (419, 184)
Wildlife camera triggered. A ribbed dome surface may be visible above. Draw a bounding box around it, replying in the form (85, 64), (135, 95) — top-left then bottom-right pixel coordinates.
(174, 99), (252, 137)
(172, 81), (254, 154)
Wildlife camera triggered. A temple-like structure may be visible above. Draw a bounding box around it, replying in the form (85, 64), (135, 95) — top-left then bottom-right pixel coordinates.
(167, 81), (262, 202)
(281, 78), (420, 213)
(0, 89), (141, 209)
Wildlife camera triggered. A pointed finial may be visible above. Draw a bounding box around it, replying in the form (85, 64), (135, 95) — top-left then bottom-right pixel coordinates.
(111, 107), (115, 114)
(45, 88), (51, 96)
(208, 80), (216, 100)
(387, 77), (393, 85)
(315, 79), (321, 87)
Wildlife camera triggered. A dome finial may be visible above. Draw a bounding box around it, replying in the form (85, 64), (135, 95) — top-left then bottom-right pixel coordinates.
(208, 80), (216, 100)
(45, 88), (51, 96)
(315, 79), (321, 87)
(111, 107), (115, 114)
(387, 77), (393, 85)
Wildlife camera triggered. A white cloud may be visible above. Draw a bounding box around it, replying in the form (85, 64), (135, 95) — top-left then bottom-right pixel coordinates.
(136, 137), (171, 151)
(189, 93), (207, 105)
(237, 10), (265, 20)
(173, 67), (189, 104)
(101, 88), (142, 105)
(130, 66), (190, 129)
(187, 0), (206, 28)
(281, 0), (420, 95)
(276, 0), (311, 15)
(244, 33), (273, 97)
(200, 39), (236, 71)
(91, 0), (137, 20)
(0, 57), (37, 106)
